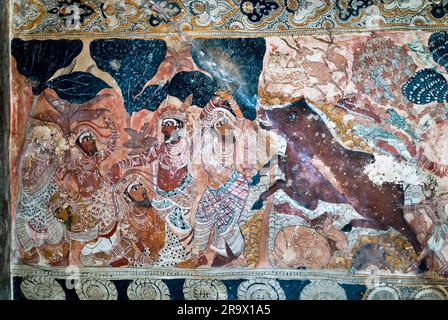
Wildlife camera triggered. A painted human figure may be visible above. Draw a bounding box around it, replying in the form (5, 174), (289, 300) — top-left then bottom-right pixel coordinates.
(110, 96), (198, 259)
(100, 174), (166, 267)
(56, 119), (120, 262)
(30, 91), (121, 264)
(15, 125), (67, 265)
(187, 92), (249, 267)
(107, 172), (192, 267)
(409, 193), (448, 274)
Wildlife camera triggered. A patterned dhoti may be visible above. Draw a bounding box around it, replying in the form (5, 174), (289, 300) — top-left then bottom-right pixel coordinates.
(151, 174), (197, 237)
(194, 171), (249, 257)
(150, 174), (198, 264)
(15, 180), (65, 251)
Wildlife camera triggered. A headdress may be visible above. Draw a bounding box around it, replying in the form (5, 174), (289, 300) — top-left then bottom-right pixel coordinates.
(33, 89), (111, 138)
(158, 95), (193, 123)
(201, 107), (238, 130)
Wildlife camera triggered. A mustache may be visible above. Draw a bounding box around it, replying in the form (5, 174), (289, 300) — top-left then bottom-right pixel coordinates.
(132, 197), (153, 208)
(85, 145), (99, 156)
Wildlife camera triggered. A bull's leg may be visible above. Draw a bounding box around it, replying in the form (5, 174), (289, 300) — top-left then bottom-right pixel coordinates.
(251, 179), (287, 210)
(389, 217), (426, 273)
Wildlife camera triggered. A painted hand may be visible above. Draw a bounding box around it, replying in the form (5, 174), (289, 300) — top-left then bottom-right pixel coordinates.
(108, 162), (121, 184)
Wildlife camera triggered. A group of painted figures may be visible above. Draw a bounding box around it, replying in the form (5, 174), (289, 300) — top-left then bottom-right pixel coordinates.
(15, 88), (261, 268)
(13, 32), (448, 274)
(14, 85), (448, 274)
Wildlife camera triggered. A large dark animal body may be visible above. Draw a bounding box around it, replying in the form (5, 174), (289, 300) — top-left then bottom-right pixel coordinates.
(256, 98), (422, 257)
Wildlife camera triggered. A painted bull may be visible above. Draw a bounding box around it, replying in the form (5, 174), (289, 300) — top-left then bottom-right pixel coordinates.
(253, 98), (425, 271)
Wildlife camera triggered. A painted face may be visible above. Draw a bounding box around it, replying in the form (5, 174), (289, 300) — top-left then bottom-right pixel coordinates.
(161, 118), (184, 142)
(127, 182), (148, 202)
(54, 206), (73, 226)
(214, 118), (234, 138)
(126, 182), (153, 208)
(77, 132), (98, 156)
(32, 138), (53, 154)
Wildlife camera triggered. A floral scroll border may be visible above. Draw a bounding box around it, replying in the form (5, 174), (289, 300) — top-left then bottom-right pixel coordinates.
(11, 0), (448, 40)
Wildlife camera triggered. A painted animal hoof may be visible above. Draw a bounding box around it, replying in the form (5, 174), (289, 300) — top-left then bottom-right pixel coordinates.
(341, 223), (353, 232)
(417, 259), (428, 274)
(250, 172), (261, 186)
(347, 266), (356, 275)
(251, 199), (264, 210)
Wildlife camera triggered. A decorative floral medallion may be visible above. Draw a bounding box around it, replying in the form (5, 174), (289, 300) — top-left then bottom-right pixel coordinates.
(47, 0), (97, 30)
(20, 276), (66, 300)
(183, 279), (228, 300)
(365, 286), (400, 300)
(12, 0), (46, 31)
(239, 0), (280, 23)
(127, 279), (170, 300)
(300, 280), (347, 300)
(335, 0), (374, 22)
(186, 0), (236, 27)
(237, 278), (286, 300)
(413, 287), (447, 300)
(284, 0), (330, 26)
(100, 0), (142, 29)
(142, 0), (184, 28)
(75, 279), (118, 300)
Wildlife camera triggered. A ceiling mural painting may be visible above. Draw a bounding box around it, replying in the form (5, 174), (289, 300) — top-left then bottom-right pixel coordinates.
(8, 0), (448, 300)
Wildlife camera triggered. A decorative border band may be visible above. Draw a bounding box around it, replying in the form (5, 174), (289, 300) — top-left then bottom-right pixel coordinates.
(12, 24), (448, 40)
(11, 264), (448, 286)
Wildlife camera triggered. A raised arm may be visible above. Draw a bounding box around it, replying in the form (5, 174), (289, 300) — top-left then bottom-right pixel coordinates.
(108, 145), (161, 184)
(99, 117), (119, 162)
(215, 91), (245, 128)
(117, 146), (160, 170)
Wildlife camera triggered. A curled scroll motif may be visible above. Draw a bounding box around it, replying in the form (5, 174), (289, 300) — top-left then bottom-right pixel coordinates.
(300, 280), (347, 300)
(75, 279), (118, 300)
(20, 276), (66, 300)
(127, 279), (170, 300)
(237, 278), (285, 300)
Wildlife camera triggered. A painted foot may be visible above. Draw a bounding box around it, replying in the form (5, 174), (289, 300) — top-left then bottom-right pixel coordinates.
(250, 172), (261, 186)
(110, 257), (129, 267)
(417, 259), (428, 274)
(251, 199), (265, 210)
(176, 255), (208, 268)
(211, 254), (237, 267)
(341, 223), (353, 233)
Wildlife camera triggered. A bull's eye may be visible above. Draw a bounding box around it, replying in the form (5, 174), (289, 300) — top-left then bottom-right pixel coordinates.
(287, 112), (297, 122)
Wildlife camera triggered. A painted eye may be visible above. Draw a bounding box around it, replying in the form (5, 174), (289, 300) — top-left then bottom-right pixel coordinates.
(287, 112), (297, 122)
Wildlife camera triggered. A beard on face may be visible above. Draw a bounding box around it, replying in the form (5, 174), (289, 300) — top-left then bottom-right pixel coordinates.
(76, 141), (99, 157)
(128, 194), (152, 208)
(85, 145), (99, 156)
(164, 132), (171, 142)
(133, 198), (152, 208)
